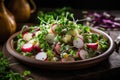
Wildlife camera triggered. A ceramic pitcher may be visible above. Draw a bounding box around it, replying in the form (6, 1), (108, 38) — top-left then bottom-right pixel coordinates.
(8, 0), (36, 22)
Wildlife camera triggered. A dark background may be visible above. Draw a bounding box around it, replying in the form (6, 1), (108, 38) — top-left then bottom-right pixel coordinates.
(5, 0), (119, 10)
(33, 0), (118, 10)
(4, 0), (119, 25)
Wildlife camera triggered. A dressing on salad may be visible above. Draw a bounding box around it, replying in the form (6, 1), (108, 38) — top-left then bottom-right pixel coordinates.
(15, 8), (109, 62)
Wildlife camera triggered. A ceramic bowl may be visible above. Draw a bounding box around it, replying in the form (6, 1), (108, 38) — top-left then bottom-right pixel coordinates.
(6, 28), (115, 70)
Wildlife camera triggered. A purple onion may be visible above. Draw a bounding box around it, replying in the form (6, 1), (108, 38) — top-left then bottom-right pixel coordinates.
(85, 11), (120, 29)
(102, 19), (113, 24)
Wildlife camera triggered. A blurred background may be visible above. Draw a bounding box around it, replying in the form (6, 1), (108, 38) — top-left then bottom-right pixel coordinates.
(4, 0), (119, 24)
(5, 0), (119, 10)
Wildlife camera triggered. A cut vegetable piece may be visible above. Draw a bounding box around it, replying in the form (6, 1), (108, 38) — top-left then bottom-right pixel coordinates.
(78, 49), (89, 59)
(78, 35), (83, 40)
(34, 42), (41, 52)
(51, 24), (57, 33)
(62, 34), (72, 43)
(61, 57), (75, 62)
(102, 19), (113, 24)
(33, 31), (41, 37)
(73, 37), (84, 49)
(86, 43), (98, 50)
(22, 43), (34, 52)
(45, 33), (56, 44)
(47, 28), (54, 34)
(28, 39), (36, 45)
(54, 43), (61, 55)
(35, 52), (47, 61)
(68, 29), (79, 36)
(23, 32), (32, 41)
(51, 57), (59, 61)
(35, 27), (40, 31)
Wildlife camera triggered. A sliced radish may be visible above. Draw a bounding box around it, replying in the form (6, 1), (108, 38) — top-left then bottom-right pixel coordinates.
(78, 49), (89, 60)
(23, 32), (32, 41)
(35, 52), (47, 61)
(47, 28), (54, 34)
(22, 43), (34, 52)
(32, 31), (41, 37)
(73, 37), (84, 49)
(51, 24), (57, 33)
(28, 39), (36, 45)
(61, 57), (75, 62)
(86, 43), (98, 50)
(78, 35), (83, 40)
(45, 33), (56, 44)
(54, 43), (61, 55)
(34, 42), (41, 52)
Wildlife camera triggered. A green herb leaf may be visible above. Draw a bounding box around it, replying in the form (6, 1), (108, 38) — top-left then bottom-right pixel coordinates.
(0, 51), (3, 58)
(23, 70), (31, 76)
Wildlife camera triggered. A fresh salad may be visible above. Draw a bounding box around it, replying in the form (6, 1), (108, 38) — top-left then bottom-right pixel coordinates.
(15, 8), (109, 62)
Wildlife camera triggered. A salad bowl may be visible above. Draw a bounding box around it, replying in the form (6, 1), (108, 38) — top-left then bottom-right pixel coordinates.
(6, 27), (115, 70)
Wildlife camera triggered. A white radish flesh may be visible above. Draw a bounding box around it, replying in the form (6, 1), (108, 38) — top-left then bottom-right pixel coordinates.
(73, 37), (84, 49)
(23, 32), (32, 41)
(22, 43), (33, 52)
(28, 39), (36, 45)
(78, 49), (89, 59)
(35, 52), (47, 61)
(33, 31), (41, 37)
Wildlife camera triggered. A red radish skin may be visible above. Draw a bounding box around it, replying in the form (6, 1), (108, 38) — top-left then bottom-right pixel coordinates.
(34, 42), (41, 52)
(22, 43), (34, 52)
(51, 24), (58, 33)
(86, 43), (98, 50)
(23, 32), (32, 41)
(78, 49), (89, 60)
(73, 37), (84, 49)
(35, 52), (47, 61)
(54, 43), (61, 55)
(78, 35), (84, 40)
